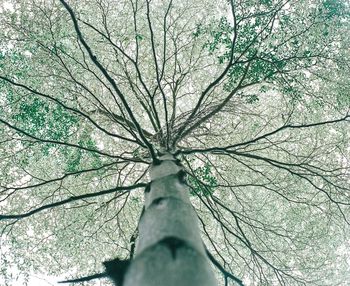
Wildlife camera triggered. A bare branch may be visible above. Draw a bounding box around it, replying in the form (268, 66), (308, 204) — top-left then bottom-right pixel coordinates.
(0, 183), (146, 221)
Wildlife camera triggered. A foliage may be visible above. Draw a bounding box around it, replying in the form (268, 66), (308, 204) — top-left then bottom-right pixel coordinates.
(188, 162), (218, 196)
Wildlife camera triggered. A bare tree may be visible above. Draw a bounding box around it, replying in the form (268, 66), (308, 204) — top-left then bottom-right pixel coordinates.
(0, 0), (349, 285)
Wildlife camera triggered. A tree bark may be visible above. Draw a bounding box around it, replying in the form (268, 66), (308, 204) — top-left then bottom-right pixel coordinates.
(123, 153), (217, 286)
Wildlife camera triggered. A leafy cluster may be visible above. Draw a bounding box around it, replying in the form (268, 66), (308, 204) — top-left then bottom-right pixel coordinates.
(188, 163), (218, 197)
(10, 97), (78, 140)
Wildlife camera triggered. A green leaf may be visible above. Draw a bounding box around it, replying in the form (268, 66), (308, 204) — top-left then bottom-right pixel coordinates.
(188, 163), (217, 197)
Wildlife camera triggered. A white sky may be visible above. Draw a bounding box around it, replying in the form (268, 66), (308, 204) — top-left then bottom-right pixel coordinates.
(1, 274), (61, 286)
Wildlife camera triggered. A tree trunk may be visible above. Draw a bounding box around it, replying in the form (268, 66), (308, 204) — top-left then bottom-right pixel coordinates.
(123, 153), (217, 286)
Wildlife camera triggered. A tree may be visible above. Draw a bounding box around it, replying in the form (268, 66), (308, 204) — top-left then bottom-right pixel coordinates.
(0, 0), (349, 285)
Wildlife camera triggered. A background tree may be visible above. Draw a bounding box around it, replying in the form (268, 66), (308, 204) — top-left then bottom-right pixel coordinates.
(0, 0), (349, 285)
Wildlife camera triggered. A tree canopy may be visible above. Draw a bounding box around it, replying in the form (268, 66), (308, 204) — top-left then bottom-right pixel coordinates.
(0, 0), (349, 285)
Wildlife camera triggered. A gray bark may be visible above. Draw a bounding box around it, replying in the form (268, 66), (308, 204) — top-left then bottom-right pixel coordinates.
(123, 154), (217, 286)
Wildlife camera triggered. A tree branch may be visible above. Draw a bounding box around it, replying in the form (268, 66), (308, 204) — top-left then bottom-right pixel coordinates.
(0, 183), (146, 220)
(59, 0), (158, 160)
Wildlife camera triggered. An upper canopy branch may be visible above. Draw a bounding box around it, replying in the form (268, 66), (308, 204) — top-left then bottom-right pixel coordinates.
(177, 113), (350, 155)
(59, 0), (158, 159)
(0, 117), (131, 160)
(77, 16), (162, 132)
(0, 75), (140, 144)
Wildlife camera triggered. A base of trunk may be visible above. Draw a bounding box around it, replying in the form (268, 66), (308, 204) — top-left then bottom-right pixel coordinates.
(124, 237), (217, 286)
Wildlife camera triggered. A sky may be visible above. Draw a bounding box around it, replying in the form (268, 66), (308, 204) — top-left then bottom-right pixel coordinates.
(1, 274), (59, 286)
